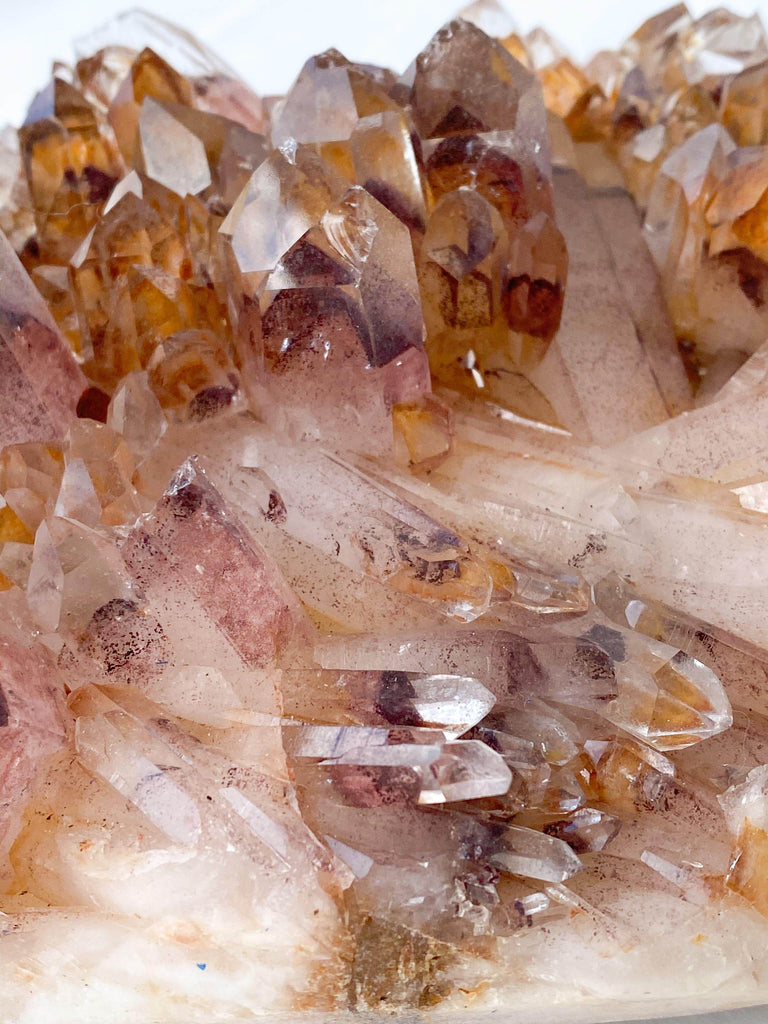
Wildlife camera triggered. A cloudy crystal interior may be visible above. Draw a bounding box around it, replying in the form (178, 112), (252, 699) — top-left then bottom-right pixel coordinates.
(4, 2), (768, 1022)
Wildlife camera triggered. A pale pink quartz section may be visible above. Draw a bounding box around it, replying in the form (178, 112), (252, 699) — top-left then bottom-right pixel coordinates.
(0, 640), (69, 884)
(0, 231), (86, 448)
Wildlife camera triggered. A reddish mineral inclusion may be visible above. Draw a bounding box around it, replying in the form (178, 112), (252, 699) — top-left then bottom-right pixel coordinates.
(4, 3), (768, 1022)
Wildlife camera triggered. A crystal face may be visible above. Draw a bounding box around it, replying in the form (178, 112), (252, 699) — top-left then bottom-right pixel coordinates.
(6, 4), (768, 1023)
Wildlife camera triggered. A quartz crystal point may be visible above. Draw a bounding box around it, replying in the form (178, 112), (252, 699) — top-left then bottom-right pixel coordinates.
(289, 725), (513, 805)
(137, 97), (268, 205)
(121, 458), (308, 715)
(0, 230), (87, 447)
(410, 19), (569, 412)
(7, 5), (768, 1024)
(19, 77), (122, 261)
(223, 432), (494, 621)
(271, 50), (426, 232)
(221, 143), (431, 453)
(720, 766), (768, 915)
(74, 8), (265, 132)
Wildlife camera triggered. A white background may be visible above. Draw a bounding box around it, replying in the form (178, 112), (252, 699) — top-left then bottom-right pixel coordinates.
(1, 1), (768, 1020)
(1, 0), (768, 125)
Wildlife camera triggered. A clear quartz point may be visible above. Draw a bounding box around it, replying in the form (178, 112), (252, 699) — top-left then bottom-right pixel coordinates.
(454, 813), (584, 882)
(288, 724), (512, 805)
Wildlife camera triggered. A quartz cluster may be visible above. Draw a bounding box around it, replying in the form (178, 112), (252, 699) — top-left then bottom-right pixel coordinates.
(3, 4), (768, 1023)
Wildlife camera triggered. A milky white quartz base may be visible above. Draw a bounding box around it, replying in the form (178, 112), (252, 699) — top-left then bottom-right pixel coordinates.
(1, 897), (767, 1024)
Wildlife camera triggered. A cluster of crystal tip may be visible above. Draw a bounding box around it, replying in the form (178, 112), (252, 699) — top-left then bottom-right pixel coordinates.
(4, 3), (768, 1023)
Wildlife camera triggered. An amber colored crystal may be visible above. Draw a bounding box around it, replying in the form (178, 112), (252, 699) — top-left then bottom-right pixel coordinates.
(109, 47), (193, 164)
(18, 78), (122, 262)
(406, 19), (568, 409)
